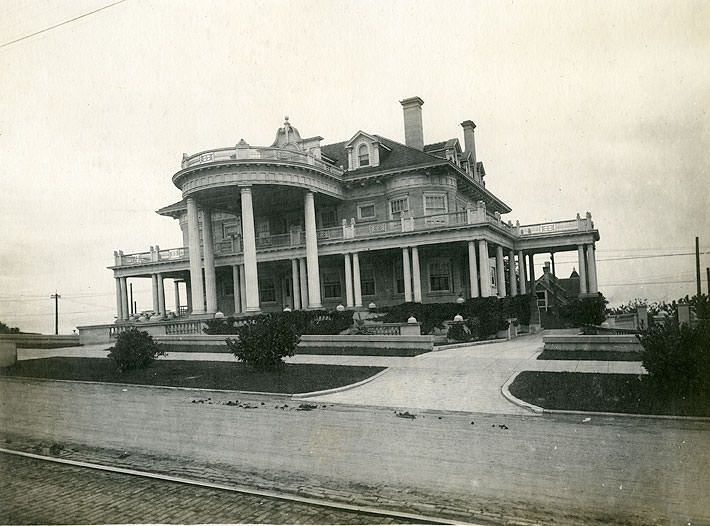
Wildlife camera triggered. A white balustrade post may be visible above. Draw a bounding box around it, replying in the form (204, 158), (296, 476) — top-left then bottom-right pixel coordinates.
(240, 187), (261, 312)
(496, 245), (506, 297)
(478, 240), (491, 297)
(518, 251), (527, 294)
(202, 210), (218, 314)
(186, 197), (205, 315)
(304, 191), (322, 308)
(468, 241), (479, 298)
(291, 259), (301, 310)
(352, 252), (362, 307)
(508, 249), (517, 297)
(578, 245), (588, 295)
(157, 273), (166, 317)
(402, 247), (412, 302)
(411, 246), (422, 302)
(344, 253), (354, 308)
(119, 277), (129, 321)
(232, 265), (241, 314)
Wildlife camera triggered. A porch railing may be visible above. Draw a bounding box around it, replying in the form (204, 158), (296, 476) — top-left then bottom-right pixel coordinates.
(115, 210), (596, 267)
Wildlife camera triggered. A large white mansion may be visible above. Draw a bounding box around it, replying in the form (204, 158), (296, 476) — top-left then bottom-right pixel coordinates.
(110, 97), (600, 321)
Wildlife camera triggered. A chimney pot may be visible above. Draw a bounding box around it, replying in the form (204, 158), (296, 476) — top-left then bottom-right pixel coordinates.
(399, 96), (425, 150)
(460, 120), (477, 172)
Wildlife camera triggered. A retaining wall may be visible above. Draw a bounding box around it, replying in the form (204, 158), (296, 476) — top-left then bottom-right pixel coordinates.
(543, 334), (642, 353)
(0, 334), (80, 349)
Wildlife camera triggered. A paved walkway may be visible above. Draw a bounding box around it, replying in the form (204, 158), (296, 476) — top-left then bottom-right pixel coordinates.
(17, 333), (646, 414)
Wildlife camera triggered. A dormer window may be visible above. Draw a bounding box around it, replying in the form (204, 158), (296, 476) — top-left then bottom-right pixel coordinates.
(358, 144), (370, 167)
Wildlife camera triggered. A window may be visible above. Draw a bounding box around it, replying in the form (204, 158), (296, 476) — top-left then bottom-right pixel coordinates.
(429, 259), (452, 292)
(394, 262), (405, 294)
(259, 277), (276, 303)
(320, 208), (338, 228)
(490, 265), (497, 287)
(322, 270), (341, 299)
(360, 265), (376, 296)
(222, 220), (241, 239)
(389, 197), (409, 219)
(358, 144), (369, 167)
(357, 202), (376, 220)
(424, 194), (448, 224)
(536, 290), (548, 311)
(256, 220), (270, 238)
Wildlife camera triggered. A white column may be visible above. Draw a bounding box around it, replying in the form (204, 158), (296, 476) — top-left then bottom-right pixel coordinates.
(241, 187), (260, 312)
(411, 246), (422, 302)
(508, 249), (517, 297)
(115, 277), (123, 320)
(496, 245), (506, 298)
(587, 244), (599, 294)
(151, 274), (159, 313)
(291, 259), (301, 310)
(186, 197), (205, 315)
(238, 264), (247, 313)
(478, 240), (492, 297)
(202, 209), (218, 314)
(185, 278), (193, 313)
(352, 252), (362, 307)
(232, 265), (241, 314)
(344, 253), (354, 307)
(299, 258), (309, 309)
(578, 245), (588, 295)
(157, 273), (166, 316)
(518, 250), (527, 294)
(402, 247), (412, 302)
(304, 191), (322, 308)
(119, 277), (129, 321)
(468, 241), (479, 298)
(173, 280), (181, 314)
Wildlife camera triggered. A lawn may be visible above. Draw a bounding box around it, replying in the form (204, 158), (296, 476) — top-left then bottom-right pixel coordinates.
(510, 371), (710, 417)
(0, 357), (384, 394)
(537, 350), (643, 361)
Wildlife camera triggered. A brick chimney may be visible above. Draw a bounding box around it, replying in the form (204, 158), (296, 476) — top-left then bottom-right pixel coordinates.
(460, 120), (477, 168)
(399, 96), (424, 150)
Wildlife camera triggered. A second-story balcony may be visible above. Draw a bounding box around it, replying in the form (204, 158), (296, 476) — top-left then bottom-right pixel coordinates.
(113, 209), (597, 269)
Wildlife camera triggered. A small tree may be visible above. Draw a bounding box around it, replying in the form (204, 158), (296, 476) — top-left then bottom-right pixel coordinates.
(108, 328), (166, 372)
(226, 314), (300, 371)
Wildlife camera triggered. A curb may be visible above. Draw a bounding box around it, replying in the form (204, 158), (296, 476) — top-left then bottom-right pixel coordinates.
(0, 447), (464, 525)
(500, 371), (543, 414)
(292, 367), (391, 398)
(500, 371), (710, 422)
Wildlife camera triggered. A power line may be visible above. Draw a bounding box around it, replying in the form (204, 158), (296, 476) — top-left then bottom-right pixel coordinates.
(0, 0), (128, 49)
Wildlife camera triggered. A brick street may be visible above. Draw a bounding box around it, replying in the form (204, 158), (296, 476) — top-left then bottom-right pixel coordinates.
(0, 452), (404, 524)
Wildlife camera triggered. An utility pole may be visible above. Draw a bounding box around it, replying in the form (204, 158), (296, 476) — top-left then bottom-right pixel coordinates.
(696, 237), (702, 296)
(706, 267), (709, 296)
(50, 291), (60, 335)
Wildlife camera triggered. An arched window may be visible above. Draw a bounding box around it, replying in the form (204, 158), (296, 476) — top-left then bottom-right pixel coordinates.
(358, 144), (370, 167)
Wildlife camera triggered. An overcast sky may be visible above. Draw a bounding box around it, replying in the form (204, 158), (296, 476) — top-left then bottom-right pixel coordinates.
(1, 0), (708, 334)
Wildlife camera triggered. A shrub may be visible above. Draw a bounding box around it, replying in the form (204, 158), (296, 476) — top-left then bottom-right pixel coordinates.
(638, 319), (710, 399)
(447, 322), (471, 342)
(226, 314), (300, 371)
(204, 310), (353, 336)
(107, 328), (165, 372)
(377, 295), (531, 336)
